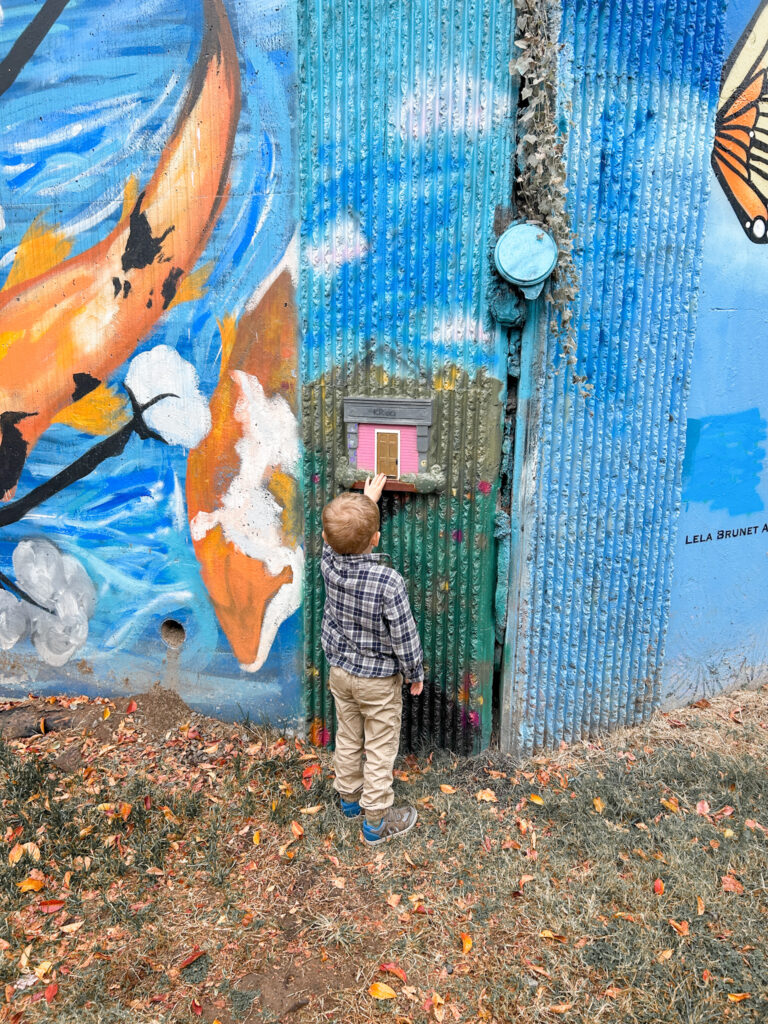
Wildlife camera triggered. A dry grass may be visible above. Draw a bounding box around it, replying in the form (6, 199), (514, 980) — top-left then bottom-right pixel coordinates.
(1, 685), (767, 1024)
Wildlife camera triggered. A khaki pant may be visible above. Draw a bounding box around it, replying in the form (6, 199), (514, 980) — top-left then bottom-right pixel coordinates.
(328, 665), (403, 813)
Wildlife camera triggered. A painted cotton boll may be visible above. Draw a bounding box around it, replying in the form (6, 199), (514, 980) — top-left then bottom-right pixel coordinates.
(7, 540), (97, 667)
(0, 591), (27, 650)
(125, 345), (211, 448)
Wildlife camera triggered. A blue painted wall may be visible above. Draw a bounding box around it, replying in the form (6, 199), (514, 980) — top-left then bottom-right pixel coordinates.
(298, 0), (516, 751)
(0, 0), (303, 723)
(664, 1), (768, 704)
(502, 0), (728, 751)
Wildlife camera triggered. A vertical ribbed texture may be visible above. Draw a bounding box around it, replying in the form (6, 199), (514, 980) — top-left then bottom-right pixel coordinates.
(298, 0), (515, 751)
(504, 0), (726, 752)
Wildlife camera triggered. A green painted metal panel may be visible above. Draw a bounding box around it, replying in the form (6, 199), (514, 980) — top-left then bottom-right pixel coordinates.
(298, 0), (516, 751)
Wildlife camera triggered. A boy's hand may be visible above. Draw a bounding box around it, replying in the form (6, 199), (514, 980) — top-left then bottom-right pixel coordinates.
(364, 473), (388, 502)
(409, 680), (424, 696)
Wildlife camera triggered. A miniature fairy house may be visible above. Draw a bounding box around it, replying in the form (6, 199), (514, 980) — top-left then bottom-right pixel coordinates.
(340, 397), (443, 492)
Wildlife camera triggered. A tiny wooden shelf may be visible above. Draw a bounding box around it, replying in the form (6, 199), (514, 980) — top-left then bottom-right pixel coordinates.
(350, 479), (417, 494)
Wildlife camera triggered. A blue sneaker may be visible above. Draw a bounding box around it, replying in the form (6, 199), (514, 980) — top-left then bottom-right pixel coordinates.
(339, 794), (362, 818)
(362, 805), (418, 845)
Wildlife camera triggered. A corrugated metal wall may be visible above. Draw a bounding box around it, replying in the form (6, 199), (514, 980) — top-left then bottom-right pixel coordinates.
(298, 0), (516, 751)
(502, 0), (727, 752)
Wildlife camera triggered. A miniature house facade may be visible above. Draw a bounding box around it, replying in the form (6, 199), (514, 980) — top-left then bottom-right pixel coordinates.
(343, 398), (433, 480)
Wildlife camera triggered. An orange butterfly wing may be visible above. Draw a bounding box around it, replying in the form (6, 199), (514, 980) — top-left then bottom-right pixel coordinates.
(713, 2), (768, 241)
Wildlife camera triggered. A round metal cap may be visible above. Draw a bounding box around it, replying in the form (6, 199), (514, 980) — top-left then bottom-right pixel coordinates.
(494, 221), (559, 289)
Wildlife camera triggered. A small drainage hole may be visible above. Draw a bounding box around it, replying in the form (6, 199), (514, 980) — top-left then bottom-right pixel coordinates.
(161, 619), (186, 649)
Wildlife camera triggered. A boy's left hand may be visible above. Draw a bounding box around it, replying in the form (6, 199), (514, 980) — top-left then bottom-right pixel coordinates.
(409, 680), (424, 696)
(364, 473), (388, 502)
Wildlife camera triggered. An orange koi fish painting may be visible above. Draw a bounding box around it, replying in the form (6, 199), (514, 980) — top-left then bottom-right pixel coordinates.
(0, 0), (240, 499)
(187, 262), (303, 672)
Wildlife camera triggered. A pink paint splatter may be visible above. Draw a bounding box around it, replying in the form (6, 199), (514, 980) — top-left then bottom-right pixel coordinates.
(452, 529), (464, 543)
(478, 480), (492, 495)
(312, 474), (320, 484)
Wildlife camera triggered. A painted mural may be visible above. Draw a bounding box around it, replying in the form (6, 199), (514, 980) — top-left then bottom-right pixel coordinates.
(664, 0), (768, 704)
(0, 0), (302, 720)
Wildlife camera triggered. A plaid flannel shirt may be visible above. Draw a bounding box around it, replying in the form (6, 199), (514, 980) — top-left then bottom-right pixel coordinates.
(320, 543), (424, 683)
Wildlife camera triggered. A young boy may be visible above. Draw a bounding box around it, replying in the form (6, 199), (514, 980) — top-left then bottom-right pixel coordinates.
(321, 472), (424, 845)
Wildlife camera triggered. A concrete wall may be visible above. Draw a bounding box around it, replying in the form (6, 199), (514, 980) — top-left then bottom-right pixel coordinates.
(0, 0), (303, 723)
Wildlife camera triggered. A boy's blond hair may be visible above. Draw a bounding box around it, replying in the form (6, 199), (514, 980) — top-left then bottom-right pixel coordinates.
(322, 493), (380, 555)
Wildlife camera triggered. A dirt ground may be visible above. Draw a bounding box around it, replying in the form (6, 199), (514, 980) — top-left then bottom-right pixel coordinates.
(1, 683), (767, 1024)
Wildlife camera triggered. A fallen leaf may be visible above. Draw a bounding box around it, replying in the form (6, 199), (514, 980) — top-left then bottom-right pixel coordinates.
(300, 805), (323, 815)
(475, 789), (497, 803)
(191, 998), (203, 1015)
(722, 875), (744, 894)
(126, 700), (138, 714)
(661, 797), (679, 813)
(529, 794), (544, 805)
(524, 961), (550, 979)
(656, 948), (673, 962)
(118, 802), (132, 821)
(179, 950), (205, 970)
(539, 930), (567, 943)
(696, 800), (710, 816)
(102, 708), (110, 720)
(653, 878), (664, 895)
(697, 896), (705, 916)
(17, 878), (44, 893)
(291, 821), (304, 839)
(38, 900), (66, 915)
(331, 876), (345, 889)
(380, 963), (408, 984)
(549, 1004), (574, 1015)
(9, 844), (24, 865)
(668, 919), (689, 936)
(593, 797), (605, 814)
(60, 921), (84, 935)
(519, 874), (535, 888)
(369, 982), (397, 1000)
(301, 764), (322, 789)
(460, 932), (473, 954)
(44, 983), (58, 1004)
(252, 831), (260, 846)
(728, 993), (750, 1002)
(440, 785), (457, 794)
(714, 805), (734, 820)
(386, 893), (402, 908)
